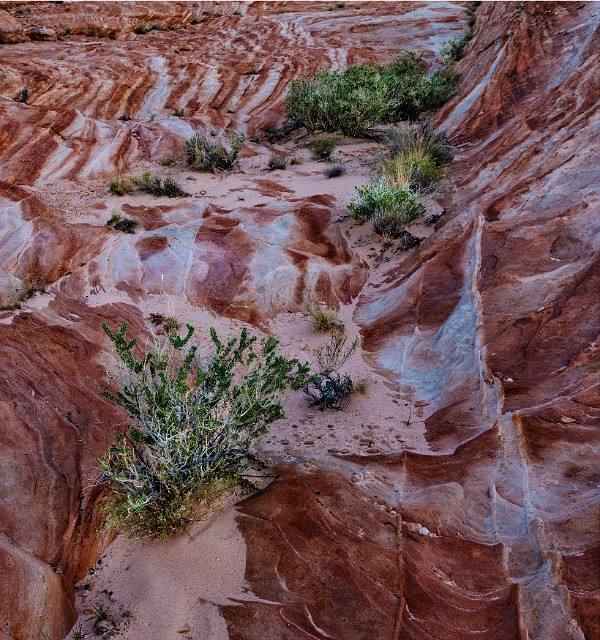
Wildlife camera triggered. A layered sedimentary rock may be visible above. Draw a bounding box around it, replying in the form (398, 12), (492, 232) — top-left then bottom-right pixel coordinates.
(0, 2), (598, 639)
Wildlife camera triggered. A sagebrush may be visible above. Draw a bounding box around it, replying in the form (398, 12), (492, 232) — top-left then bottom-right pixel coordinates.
(184, 132), (245, 172)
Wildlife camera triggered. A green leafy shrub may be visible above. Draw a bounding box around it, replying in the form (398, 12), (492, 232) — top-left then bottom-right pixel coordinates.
(268, 153), (288, 171)
(107, 211), (139, 233)
(307, 137), (338, 161)
(442, 33), (472, 63)
(108, 176), (132, 196)
(348, 179), (426, 237)
(131, 172), (189, 197)
(286, 51), (458, 136)
(134, 22), (152, 34)
(184, 132), (245, 172)
(380, 155), (443, 193)
(99, 323), (311, 537)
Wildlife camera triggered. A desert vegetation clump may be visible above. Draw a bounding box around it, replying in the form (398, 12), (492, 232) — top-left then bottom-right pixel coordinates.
(131, 171), (189, 197)
(107, 211), (139, 233)
(307, 137), (338, 161)
(324, 163), (347, 178)
(267, 153), (289, 171)
(286, 51), (458, 137)
(149, 312), (180, 334)
(14, 87), (28, 103)
(349, 122), (452, 238)
(305, 327), (360, 410)
(307, 303), (342, 332)
(184, 132), (245, 172)
(108, 176), (132, 196)
(99, 323), (310, 537)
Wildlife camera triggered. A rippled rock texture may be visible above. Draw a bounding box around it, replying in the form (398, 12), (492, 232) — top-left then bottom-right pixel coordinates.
(0, 2), (598, 639)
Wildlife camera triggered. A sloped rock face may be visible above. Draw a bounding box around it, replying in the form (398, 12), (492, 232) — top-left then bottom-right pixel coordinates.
(0, 2), (598, 640)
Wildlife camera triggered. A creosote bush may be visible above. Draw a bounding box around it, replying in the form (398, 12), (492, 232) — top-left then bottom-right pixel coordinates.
(286, 51), (458, 137)
(107, 211), (139, 233)
(131, 171), (189, 197)
(184, 132), (245, 172)
(99, 323), (311, 537)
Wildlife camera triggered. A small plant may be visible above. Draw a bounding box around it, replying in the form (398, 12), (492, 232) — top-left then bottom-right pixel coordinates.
(131, 172), (189, 197)
(233, 9), (242, 15)
(348, 179), (426, 237)
(386, 123), (453, 166)
(159, 154), (178, 167)
(323, 163), (346, 178)
(173, 108), (184, 117)
(336, 1), (346, 6)
(15, 87), (28, 103)
(134, 22), (152, 34)
(290, 156), (304, 165)
(305, 328), (360, 410)
(442, 33), (472, 63)
(243, 68), (259, 75)
(307, 304), (342, 332)
(71, 626), (87, 639)
(98, 323), (310, 537)
(184, 131), (245, 172)
(107, 211), (139, 233)
(108, 176), (132, 196)
(117, 114), (132, 121)
(190, 14), (202, 25)
(267, 153), (288, 171)
(88, 604), (107, 627)
(352, 377), (372, 395)
(307, 137), (338, 161)
(149, 313), (180, 334)
(86, 25), (100, 37)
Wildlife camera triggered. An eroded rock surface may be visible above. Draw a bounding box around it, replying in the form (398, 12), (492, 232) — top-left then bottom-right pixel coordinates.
(0, 2), (598, 640)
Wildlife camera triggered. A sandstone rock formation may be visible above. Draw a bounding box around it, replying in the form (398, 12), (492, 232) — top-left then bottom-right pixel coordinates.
(0, 2), (597, 640)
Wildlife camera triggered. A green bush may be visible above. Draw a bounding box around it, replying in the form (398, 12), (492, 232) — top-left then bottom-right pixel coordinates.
(348, 179), (426, 237)
(99, 323), (311, 537)
(442, 33), (472, 63)
(285, 51), (458, 136)
(107, 211), (139, 233)
(184, 132), (245, 172)
(131, 172), (189, 197)
(380, 155), (444, 193)
(108, 176), (132, 196)
(386, 123), (453, 165)
(307, 137), (338, 161)
(268, 153), (288, 170)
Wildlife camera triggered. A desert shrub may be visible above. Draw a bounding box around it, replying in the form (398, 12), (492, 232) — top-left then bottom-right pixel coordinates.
(305, 328), (360, 410)
(352, 377), (373, 395)
(107, 211), (139, 233)
(184, 132), (245, 172)
(307, 304), (342, 332)
(286, 51), (458, 137)
(324, 163), (346, 178)
(118, 114), (132, 121)
(15, 87), (28, 103)
(131, 172), (189, 197)
(150, 313), (180, 334)
(172, 108), (184, 117)
(99, 323), (311, 537)
(386, 123), (453, 165)
(290, 156), (304, 165)
(442, 33), (473, 63)
(134, 22), (152, 34)
(307, 137), (338, 161)
(348, 179), (426, 236)
(159, 154), (177, 167)
(268, 153), (288, 171)
(380, 155), (443, 193)
(108, 176), (132, 196)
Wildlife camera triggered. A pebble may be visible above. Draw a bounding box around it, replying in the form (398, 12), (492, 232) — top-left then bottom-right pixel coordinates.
(418, 526), (430, 536)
